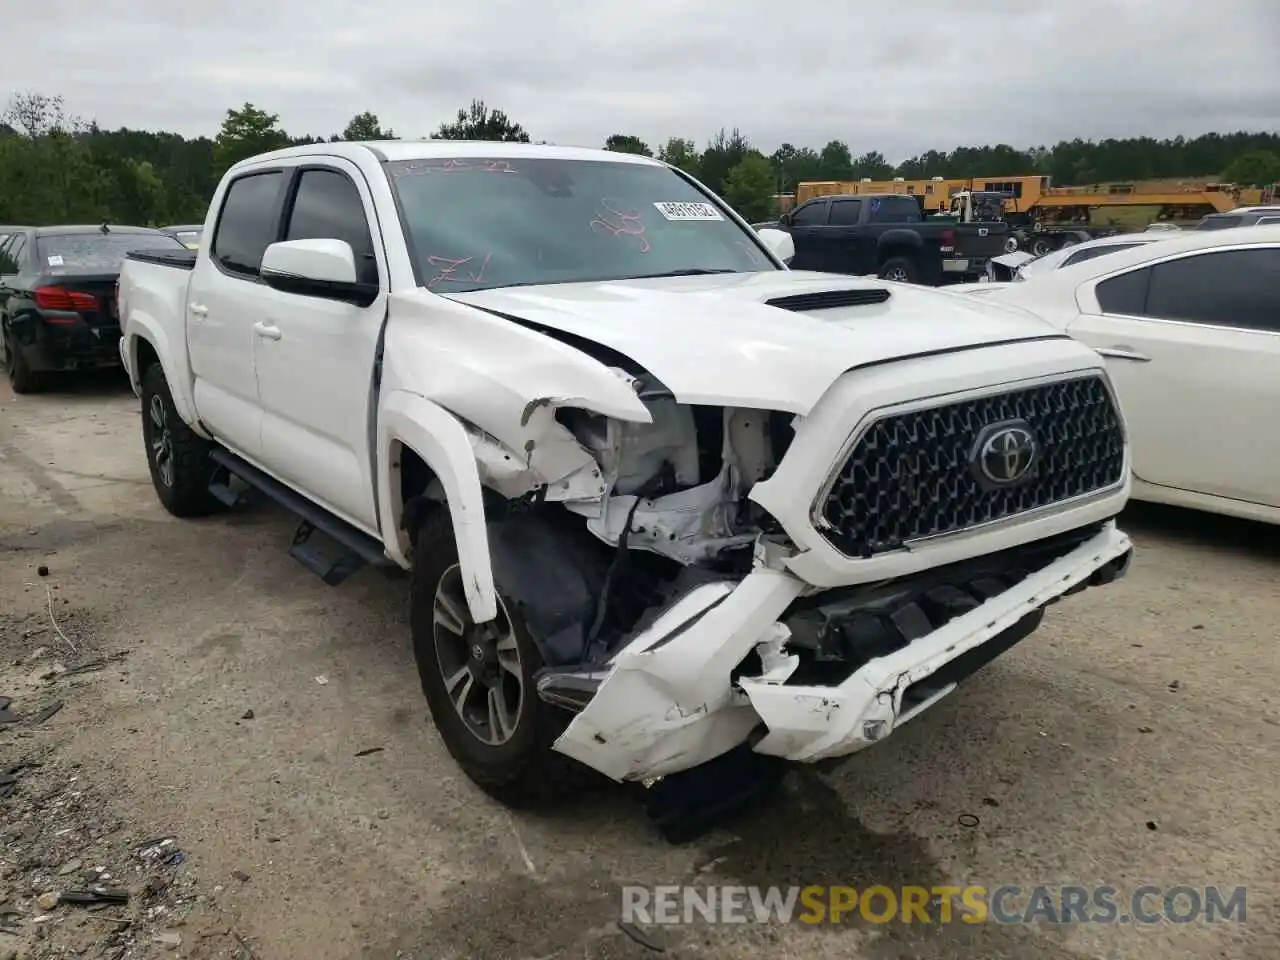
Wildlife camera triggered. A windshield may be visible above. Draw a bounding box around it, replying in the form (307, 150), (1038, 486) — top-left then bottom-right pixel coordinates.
(385, 157), (777, 292)
(36, 232), (185, 272)
(971, 194), (1005, 221)
(1196, 215), (1242, 231)
(1016, 239), (1155, 279)
(1016, 246), (1073, 278)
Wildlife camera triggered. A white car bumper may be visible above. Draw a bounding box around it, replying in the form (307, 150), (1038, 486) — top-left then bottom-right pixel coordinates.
(551, 522), (1130, 781)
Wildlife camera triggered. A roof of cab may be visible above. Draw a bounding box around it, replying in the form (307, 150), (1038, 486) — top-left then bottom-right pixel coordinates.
(231, 139), (667, 172)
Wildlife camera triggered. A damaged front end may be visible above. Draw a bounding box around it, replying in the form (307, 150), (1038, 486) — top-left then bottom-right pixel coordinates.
(468, 367), (799, 673)
(454, 361), (1133, 787)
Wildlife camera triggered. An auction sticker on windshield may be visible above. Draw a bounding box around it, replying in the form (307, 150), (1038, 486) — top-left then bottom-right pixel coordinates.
(654, 201), (724, 221)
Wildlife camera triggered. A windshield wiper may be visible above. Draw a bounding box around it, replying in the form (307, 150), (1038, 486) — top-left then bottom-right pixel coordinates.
(618, 268), (741, 280)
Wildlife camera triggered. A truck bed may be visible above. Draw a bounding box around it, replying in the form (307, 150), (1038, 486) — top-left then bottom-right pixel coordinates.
(125, 248), (198, 270)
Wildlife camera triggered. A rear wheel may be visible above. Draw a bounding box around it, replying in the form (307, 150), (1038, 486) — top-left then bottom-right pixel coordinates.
(878, 257), (921, 284)
(410, 507), (581, 807)
(3, 328), (42, 394)
(1030, 237), (1054, 257)
(140, 362), (223, 517)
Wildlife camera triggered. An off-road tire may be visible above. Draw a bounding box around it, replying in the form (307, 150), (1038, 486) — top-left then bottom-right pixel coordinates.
(410, 506), (584, 808)
(4, 328), (42, 394)
(140, 362), (223, 518)
(878, 256), (921, 284)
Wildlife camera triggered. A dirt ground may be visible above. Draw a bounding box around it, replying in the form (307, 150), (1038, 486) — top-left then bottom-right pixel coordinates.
(1, 373), (1277, 960)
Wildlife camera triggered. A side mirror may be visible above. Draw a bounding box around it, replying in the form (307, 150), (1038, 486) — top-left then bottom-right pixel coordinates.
(756, 228), (795, 265)
(777, 212), (792, 227)
(260, 238), (378, 306)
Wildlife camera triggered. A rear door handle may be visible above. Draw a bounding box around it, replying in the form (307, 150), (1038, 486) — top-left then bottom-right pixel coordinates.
(253, 322), (282, 341)
(1096, 346), (1150, 363)
(189, 302), (208, 316)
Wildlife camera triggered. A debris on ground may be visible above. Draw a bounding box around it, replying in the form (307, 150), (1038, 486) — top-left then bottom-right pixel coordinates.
(29, 702), (63, 725)
(0, 623), (246, 960)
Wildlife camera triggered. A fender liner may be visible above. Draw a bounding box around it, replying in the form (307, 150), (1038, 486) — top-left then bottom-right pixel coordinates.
(378, 390), (498, 623)
(487, 513), (612, 666)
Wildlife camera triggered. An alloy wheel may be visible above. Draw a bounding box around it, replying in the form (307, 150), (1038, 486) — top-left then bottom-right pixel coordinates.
(432, 564), (524, 746)
(148, 394), (175, 488)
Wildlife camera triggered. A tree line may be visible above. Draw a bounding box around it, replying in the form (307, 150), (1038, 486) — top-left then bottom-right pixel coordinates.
(2, 92), (1278, 228)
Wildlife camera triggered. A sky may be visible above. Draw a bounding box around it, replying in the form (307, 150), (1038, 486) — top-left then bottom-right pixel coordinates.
(10, 0), (1280, 161)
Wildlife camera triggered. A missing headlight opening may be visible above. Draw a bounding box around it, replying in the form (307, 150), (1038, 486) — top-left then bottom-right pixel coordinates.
(474, 392), (800, 671)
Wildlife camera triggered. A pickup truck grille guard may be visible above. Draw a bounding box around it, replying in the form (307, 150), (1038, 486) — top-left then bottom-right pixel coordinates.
(813, 373), (1125, 558)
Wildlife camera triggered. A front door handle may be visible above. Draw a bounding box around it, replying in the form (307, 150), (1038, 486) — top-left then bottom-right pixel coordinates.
(253, 322), (282, 341)
(189, 302), (208, 316)
(1096, 346), (1150, 363)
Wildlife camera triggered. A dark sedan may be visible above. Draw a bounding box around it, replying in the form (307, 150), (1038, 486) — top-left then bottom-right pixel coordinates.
(0, 224), (188, 393)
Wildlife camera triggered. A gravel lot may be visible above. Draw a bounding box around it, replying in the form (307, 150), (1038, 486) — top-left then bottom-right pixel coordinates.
(1, 373), (1277, 960)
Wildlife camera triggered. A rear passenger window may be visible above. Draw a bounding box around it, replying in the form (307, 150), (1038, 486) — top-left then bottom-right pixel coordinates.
(284, 169), (379, 286)
(868, 197), (921, 223)
(1146, 249), (1280, 332)
(828, 199), (862, 225)
(1095, 266), (1150, 315)
(212, 172), (285, 277)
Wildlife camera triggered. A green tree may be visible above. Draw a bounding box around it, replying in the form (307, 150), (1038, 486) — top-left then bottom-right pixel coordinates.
(723, 153), (775, 222)
(1222, 150), (1280, 186)
(657, 137), (700, 176)
(342, 111), (395, 141)
(852, 151), (894, 179)
(4, 91), (74, 141)
(698, 128), (752, 196)
(4, 89), (1280, 230)
(604, 134), (652, 156)
(434, 99), (530, 142)
(818, 140), (853, 180)
(212, 103), (290, 176)
(771, 144), (822, 192)
(0, 92), (111, 223)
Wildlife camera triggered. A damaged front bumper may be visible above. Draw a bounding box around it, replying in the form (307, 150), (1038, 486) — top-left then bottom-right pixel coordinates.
(546, 522), (1132, 782)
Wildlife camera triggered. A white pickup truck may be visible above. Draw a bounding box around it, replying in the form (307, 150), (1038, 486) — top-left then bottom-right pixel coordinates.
(117, 140), (1134, 823)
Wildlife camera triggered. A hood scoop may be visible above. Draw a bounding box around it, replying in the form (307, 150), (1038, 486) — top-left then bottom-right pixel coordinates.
(765, 288), (891, 313)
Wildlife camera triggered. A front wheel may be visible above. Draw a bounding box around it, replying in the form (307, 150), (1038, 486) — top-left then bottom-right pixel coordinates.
(878, 257), (921, 284)
(410, 507), (582, 807)
(139, 362), (223, 517)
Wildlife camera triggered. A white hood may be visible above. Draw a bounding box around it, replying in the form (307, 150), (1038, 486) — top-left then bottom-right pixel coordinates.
(446, 271), (1064, 414)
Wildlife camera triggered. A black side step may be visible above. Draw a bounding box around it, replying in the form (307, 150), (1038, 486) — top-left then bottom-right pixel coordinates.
(208, 448), (396, 586)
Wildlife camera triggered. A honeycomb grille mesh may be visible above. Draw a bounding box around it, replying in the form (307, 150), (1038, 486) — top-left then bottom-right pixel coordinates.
(817, 376), (1125, 558)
